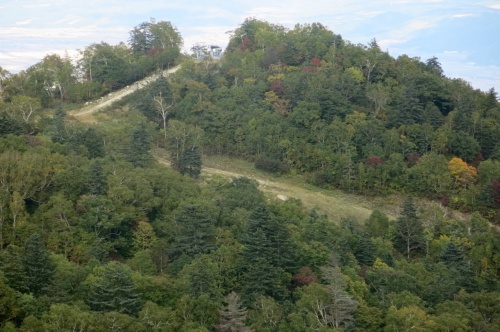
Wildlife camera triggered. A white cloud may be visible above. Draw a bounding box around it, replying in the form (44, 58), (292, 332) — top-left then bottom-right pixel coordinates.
(488, 4), (500, 9)
(15, 18), (37, 25)
(442, 61), (500, 91)
(0, 49), (79, 71)
(50, 14), (85, 25)
(23, 3), (51, 8)
(378, 39), (408, 49)
(180, 25), (234, 52)
(452, 13), (474, 18)
(0, 26), (128, 40)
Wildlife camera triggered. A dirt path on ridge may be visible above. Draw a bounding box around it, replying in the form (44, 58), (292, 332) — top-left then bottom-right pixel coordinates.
(71, 65), (181, 118)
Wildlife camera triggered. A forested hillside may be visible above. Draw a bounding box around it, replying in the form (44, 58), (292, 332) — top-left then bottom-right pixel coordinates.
(0, 18), (499, 331)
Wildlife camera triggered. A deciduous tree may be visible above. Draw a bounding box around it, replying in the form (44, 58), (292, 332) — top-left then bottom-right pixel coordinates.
(448, 157), (477, 189)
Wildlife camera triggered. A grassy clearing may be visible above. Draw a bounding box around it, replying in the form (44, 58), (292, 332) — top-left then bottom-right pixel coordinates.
(202, 154), (398, 223)
(200, 155), (466, 223)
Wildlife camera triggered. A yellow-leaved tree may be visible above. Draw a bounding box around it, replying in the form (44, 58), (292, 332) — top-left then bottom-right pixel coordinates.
(448, 157), (477, 188)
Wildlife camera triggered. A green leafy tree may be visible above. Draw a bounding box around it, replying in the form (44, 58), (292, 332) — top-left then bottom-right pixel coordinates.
(176, 294), (220, 331)
(81, 42), (130, 91)
(139, 301), (178, 331)
(248, 296), (283, 332)
(408, 152), (452, 197)
(449, 131), (481, 162)
(216, 177), (265, 213)
(37, 304), (95, 332)
(296, 266), (358, 330)
(365, 210), (391, 240)
(128, 250), (157, 276)
(384, 305), (435, 331)
(181, 254), (221, 300)
(25, 54), (74, 102)
(45, 254), (87, 303)
(132, 220), (158, 251)
(456, 291), (500, 331)
(166, 120), (203, 177)
(9, 95), (42, 126)
(129, 19), (182, 62)
(354, 304), (384, 332)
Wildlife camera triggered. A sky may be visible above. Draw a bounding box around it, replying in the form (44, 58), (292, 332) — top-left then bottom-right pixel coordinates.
(1, 0), (499, 93)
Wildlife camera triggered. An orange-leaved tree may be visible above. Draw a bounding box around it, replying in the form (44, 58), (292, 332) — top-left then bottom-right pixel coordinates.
(448, 157), (477, 189)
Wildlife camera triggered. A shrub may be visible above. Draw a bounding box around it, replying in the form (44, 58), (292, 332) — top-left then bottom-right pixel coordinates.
(254, 156), (289, 174)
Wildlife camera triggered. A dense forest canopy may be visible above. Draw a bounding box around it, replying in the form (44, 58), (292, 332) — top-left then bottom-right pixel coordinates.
(0, 18), (499, 331)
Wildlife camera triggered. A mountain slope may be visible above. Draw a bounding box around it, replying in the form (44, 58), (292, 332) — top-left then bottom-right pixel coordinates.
(71, 65), (181, 122)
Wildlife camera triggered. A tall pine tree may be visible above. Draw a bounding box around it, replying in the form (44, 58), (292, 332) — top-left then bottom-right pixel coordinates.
(179, 147), (202, 178)
(126, 123), (153, 167)
(217, 292), (252, 332)
(169, 203), (216, 260)
(51, 105), (67, 143)
(87, 160), (107, 195)
(87, 262), (141, 315)
(0, 245), (29, 293)
(80, 128), (105, 158)
(23, 233), (55, 296)
(393, 196), (424, 259)
(239, 204), (290, 304)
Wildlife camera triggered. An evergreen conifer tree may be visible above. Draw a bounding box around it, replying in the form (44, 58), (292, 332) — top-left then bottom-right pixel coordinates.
(389, 84), (423, 127)
(355, 234), (376, 266)
(87, 262), (141, 315)
(440, 241), (464, 265)
(0, 245), (29, 293)
(23, 233), (55, 296)
(239, 204), (290, 304)
(169, 204), (216, 260)
(87, 160), (107, 195)
(393, 196), (424, 259)
(217, 292), (252, 332)
(51, 105), (67, 143)
(179, 147), (202, 178)
(0, 112), (23, 136)
(440, 241), (476, 292)
(80, 128), (105, 159)
(127, 123), (152, 167)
